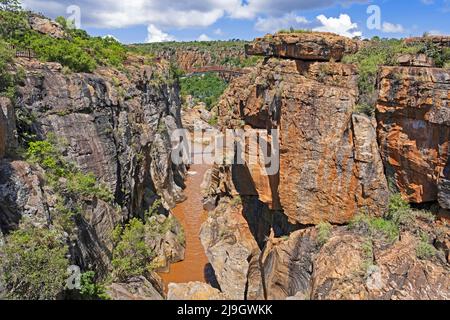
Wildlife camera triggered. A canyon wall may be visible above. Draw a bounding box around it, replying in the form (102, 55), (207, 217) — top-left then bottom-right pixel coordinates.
(376, 66), (450, 209)
(0, 50), (187, 284)
(200, 32), (450, 301)
(218, 33), (389, 225)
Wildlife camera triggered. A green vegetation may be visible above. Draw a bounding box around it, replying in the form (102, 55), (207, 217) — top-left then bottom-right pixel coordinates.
(79, 271), (110, 300)
(0, 40), (15, 98)
(26, 135), (114, 202)
(350, 214), (400, 243)
(0, 3), (127, 73)
(0, 221), (69, 300)
(0, 0), (27, 39)
(317, 222), (332, 246)
(386, 193), (413, 226)
(131, 40), (261, 69)
(416, 232), (437, 260)
(111, 218), (155, 281)
(180, 73), (228, 110)
(343, 39), (424, 116)
(277, 28), (312, 34)
(343, 38), (450, 117)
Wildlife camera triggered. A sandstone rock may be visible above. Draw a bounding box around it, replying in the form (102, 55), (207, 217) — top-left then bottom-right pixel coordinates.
(261, 229), (317, 300)
(245, 32), (359, 61)
(200, 198), (264, 300)
(311, 231), (369, 300)
(218, 59), (388, 224)
(405, 36), (450, 49)
(108, 276), (164, 300)
(369, 232), (450, 300)
(376, 66), (450, 208)
(397, 54), (434, 67)
(28, 15), (66, 39)
(145, 213), (186, 272)
(167, 282), (226, 300)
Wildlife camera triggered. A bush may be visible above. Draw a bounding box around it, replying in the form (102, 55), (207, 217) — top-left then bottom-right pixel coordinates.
(111, 218), (155, 281)
(386, 193), (413, 226)
(416, 232), (437, 260)
(0, 40), (15, 97)
(317, 222), (332, 246)
(0, 222), (69, 300)
(2, 6), (127, 73)
(350, 214), (399, 243)
(26, 137), (114, 202)
(79, 271), (110, 300)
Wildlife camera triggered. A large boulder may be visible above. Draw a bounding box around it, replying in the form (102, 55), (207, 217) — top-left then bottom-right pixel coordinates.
(108, 276), (164, 300)
(218, 58), (389, 225)
(376, 66), (450, 208)
(200, 198), (264, 300)
(167, 282), (226, 300)
(245, 32), (359, 61)
(28, 15), (67, 39)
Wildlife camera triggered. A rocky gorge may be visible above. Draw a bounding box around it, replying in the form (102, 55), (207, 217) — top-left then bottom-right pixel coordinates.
(196, 32), (450, 300)
(0, 13), (449, 301)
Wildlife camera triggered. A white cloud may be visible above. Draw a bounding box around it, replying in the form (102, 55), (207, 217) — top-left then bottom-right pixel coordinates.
(214, 28), (223, 35)
(198, 34), (212, 41)
(313, 14), (362, 38)
(255, 13), (309, 33)
(146, 24), (175, 43)
(103, 34), (120, 42)
(21, 0), (369, 28)
(382, 22), (405, 33)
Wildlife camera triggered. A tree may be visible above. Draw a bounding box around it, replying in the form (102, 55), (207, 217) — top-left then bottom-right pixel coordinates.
(0, 0), (27, 39)
(0, 222), (69, 300)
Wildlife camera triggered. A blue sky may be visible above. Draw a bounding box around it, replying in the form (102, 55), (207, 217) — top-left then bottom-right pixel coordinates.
(21, 0), (450, 43)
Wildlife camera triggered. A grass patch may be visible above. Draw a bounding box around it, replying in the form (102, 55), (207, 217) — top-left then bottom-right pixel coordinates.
(317, 222), (332, 246)
(349, 214), (399, 243)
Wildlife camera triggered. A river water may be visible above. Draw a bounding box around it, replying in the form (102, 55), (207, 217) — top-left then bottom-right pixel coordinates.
(159, 163), (211, 289)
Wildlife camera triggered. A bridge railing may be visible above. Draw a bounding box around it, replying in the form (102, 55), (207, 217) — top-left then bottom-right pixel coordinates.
(5, 44), (36, 59)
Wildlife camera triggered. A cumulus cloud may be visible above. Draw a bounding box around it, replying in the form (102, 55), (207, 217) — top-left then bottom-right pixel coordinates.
(146, 24), (175, 43)
(382, 22), (405, 33)
(255, 13), (309, 33)
(198, 34), (212, 41)
(21, 0), (369, 28)
(313, 14), (362, 38)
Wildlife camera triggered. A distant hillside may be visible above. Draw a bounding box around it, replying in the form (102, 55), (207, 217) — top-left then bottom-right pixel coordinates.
(130, 41), (261, 70)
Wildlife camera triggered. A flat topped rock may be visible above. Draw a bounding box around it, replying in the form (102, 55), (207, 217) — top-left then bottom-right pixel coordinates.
(405, 35), (450, 48)
(245, 32), (359, 61)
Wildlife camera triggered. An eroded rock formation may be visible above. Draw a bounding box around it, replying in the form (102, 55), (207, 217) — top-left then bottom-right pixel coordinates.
(218, 35), (389, 225)
(0, 54), (187, 282)
(200, 32), (450, 301)
(245, 32), (359, 61)
(376, 66), (450, 208)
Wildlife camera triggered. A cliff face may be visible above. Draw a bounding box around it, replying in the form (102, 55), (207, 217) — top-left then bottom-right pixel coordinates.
(245, 32), (360, 61)
(376, 66), (450, 208)
(200, 33), (450, 301)
(0, 54), (186, 280)
(218, 35), (388, 225)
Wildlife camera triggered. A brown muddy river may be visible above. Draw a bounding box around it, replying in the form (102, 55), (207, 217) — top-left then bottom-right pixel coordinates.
(159, 163), (211, 289)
